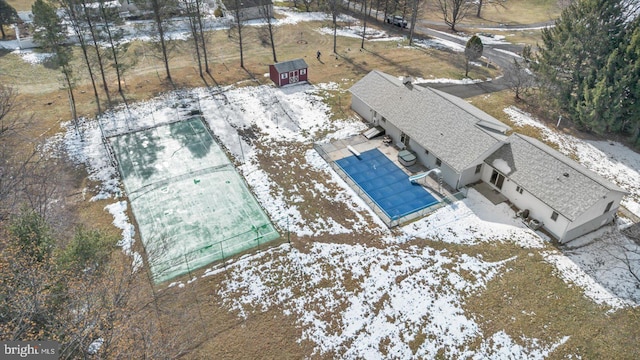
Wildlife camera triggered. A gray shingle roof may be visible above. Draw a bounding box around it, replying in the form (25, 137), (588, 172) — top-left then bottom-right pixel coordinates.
(485, 134), (628, 221)
(272, 59), (308, 73)
(349, 70), (509, 172)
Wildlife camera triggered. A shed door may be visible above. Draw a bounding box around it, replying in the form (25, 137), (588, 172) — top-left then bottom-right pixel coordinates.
(290, 70), (299, 83)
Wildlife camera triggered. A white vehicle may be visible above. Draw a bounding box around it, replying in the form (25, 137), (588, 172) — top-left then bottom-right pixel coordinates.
(385, 15), (408, 28)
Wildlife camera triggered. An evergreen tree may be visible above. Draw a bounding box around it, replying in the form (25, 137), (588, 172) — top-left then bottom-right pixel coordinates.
(0, 0), (18, 39)
(464, 35), (483, 77)
(534, 0), (628, 133)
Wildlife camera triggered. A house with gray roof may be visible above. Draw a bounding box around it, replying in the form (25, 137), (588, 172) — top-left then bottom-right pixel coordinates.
(350, 70), (511, 190)
(484, 134), (627, 241)
(349, 70), (628, 242)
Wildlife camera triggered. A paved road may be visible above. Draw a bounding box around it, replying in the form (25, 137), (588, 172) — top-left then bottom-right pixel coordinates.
(358, 8), (546, 98)
(413, 22), (529, 98)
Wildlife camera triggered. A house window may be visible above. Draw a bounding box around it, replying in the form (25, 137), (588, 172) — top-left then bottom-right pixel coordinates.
(300, 68), (307, 75)
(400, 133), (410, 147)
(435, 158), (442, 167)
(381, 116), (386, 122)
(475, 164), (482, 174)
(516, 185), (523, 194)
(604, 201), (613, 214)
(490, 169), (505, 190)
(281, 73), (288, 79)
(551, 211), (559, 221)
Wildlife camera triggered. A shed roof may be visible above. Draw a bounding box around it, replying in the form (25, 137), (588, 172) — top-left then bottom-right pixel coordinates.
(485, 134), (628, 221)
(272, 59), (308, 73)
(349, 70), (509, 172)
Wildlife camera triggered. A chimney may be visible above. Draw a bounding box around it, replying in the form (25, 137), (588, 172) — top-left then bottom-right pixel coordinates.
(402, 76), (413, 85)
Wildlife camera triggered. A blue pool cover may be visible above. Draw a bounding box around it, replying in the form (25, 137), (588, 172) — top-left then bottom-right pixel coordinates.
(336, 148), (439, 219)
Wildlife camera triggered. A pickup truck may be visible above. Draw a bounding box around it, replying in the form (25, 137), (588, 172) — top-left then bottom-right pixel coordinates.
(386, 15), (408, 28)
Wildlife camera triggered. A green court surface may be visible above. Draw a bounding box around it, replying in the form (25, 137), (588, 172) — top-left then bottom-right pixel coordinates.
(109, 117), (279, 283)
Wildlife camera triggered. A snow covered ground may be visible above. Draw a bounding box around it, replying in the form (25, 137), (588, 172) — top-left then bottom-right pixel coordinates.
(51, 77), (640, 358)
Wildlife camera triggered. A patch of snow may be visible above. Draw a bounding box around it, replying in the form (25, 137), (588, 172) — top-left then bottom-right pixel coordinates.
(492, 158), (511, 174)
(401, 188), (546, 248)
(87, 338), (103, 355)
(413, 37), (465, 52)
(317, 26), (401, 41)
(11, 49), (54, 63)
(217, 242), (565, 358)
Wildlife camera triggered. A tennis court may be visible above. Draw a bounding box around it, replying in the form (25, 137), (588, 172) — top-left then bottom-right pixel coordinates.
(109, 117), (279, 283)
(336, 149), (439, 219)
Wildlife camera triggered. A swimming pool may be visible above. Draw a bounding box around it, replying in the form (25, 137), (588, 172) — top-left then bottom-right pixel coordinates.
(336, 148), (439, 220)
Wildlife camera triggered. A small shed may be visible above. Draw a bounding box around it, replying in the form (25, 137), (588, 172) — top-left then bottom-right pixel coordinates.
(269, 59), (308, 87)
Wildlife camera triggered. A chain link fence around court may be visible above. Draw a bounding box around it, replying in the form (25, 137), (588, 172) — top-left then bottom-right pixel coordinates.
(108, 117), (283, 284)
(148, 221), (283, 283)
(313, 143), (466, 228)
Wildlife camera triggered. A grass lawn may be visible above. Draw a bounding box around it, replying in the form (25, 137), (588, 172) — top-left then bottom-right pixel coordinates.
(6, 0), (32, 11)
(422, 0), (564, 27)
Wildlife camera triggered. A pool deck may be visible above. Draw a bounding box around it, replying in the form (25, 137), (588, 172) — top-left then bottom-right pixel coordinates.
(317, 134), (458, 203)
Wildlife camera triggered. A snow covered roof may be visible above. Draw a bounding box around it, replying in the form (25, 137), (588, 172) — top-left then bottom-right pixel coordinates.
(349, 70), (510, 172)
(485, 134), (629, 221)
(272, 58), (308, 73)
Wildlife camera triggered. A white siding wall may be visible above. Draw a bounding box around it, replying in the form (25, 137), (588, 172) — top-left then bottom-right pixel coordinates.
(459, 164), (483, 188)
(351, 96), (373, 123)
(562, 190), (625, 241)
(481, 166), (570, 240)
(482, 167), (626, 242)
(407, 138), (458, 189)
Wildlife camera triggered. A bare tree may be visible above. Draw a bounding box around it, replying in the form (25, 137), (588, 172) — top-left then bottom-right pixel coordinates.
(615, 224), (640, 285)
(134, 0), (179, 83)
(324, 0), (342, 54)
(97, 0), (135, 101)
(505, 45), (534, 100)
(360, 0), (369, 49)
(230, 0), (248, 68)
(59, 0), (103, 115)
(183, 0), (204, 77)
(506, 59), (534, 100)
(258, 0), (278, 62)
(408, 0), (424, 45)
(0, 85), (33, 220)
(0, 84), (20, 137)
(435, 0), (472, 32)
(78, 0), (114, 107)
